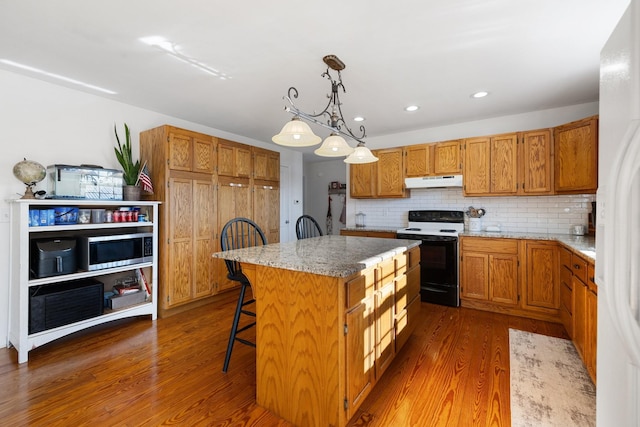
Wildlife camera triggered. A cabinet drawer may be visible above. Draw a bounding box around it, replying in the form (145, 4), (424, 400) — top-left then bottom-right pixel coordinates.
(461, 237), (518, 254)
(377, 258), (396, 286)
(560, 247), (572, 269)
(395, 294), (420, 352)
(345, 274), (366, 309)
(407, 246), (420, 269)
(394, 266), (420, 313)
(560, 265), (573, 290)
(571, 255), (588, 284)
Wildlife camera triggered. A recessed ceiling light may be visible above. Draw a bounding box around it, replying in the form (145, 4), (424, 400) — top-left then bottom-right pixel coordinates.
(353, 116), (365, 122)
(0, 59), (117, 94)
(405, 105), (420, 112)
(471, 91), (489, 98)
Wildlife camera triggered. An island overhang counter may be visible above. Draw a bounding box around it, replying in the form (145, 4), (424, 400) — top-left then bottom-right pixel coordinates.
(213, 235), (422, 427)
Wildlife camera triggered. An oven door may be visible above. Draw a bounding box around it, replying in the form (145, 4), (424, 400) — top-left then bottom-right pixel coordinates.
(398, 234), (459, 307)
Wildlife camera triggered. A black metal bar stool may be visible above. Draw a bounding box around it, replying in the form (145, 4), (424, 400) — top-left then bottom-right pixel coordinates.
(220, 217), (267, 372)
(295, 214), (323, 239)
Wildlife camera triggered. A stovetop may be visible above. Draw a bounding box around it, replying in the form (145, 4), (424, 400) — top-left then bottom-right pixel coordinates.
(397, 210), (465, 237)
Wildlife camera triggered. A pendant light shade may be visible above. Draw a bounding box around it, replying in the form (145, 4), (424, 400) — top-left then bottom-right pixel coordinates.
(344, 142), (379, 164)
(314, 133), (354, 157)
(272, 117), (322, 147)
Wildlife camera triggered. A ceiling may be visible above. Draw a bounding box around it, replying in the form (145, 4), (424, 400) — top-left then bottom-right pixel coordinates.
(0, 0), (629, 162)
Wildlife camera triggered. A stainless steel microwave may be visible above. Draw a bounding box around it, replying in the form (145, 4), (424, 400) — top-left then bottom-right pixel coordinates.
(78, 232), (153, 271)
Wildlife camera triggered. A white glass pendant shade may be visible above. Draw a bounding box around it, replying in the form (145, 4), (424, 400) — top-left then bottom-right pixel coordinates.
(272, 117), (322, 147)
(344, 143), (379, 164)
(314, 134), (354, 157)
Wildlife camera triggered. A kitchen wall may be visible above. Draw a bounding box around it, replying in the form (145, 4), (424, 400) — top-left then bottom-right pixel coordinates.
(350, 188), (595, 234)
(0, 69), (304, 349)
(303, 160), (348, 235)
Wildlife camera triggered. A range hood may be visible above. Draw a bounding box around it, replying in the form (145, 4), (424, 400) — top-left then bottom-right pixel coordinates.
(405, 175), (463, 189)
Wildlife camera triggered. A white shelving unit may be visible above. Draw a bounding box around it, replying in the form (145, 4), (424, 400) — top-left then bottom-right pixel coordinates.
(8, 199), (160, 363)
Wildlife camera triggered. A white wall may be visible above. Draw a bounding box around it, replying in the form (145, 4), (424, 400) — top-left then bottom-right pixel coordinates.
(0, 69), (303, 348)
(342, 102), (600, 228)
(303, 159), (347, 235)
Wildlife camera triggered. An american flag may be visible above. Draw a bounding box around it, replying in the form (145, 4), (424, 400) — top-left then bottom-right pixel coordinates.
(139, 163), (154, 193)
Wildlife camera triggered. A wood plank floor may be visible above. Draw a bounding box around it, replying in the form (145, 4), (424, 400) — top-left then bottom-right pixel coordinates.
(0, 292), (568, 426)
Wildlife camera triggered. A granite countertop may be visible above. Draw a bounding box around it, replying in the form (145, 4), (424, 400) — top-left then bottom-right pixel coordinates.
(213, 235), (420, 278)
(461, 231), (596, 262)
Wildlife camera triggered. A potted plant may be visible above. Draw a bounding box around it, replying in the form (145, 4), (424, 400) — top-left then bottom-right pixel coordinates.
(114, 123), (141, 200)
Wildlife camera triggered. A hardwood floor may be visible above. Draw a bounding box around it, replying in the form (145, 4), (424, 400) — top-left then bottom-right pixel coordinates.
(0, 292), (568, 426)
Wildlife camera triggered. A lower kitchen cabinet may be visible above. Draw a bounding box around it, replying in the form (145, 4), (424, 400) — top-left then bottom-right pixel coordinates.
(522, 241), (559, 314)
(460, 237), (519, 307)
(340, 229), (397, 238)
(559, 246), (597, 384)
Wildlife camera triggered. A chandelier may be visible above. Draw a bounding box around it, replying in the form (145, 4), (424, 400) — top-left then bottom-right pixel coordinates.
(272, 55), (378, 164)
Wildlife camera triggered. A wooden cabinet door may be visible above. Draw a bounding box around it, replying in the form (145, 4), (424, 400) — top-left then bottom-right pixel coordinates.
(434, 140), (462, 175)
(490, 133), (518, 194)
(345, 297), (374, 418)
(350, 162), (376, 198)
(253, 148), (280, 181)
(572, 275), (587, 360)
(375, 281), (395, 379)
(253, 183), (280, 244)
(463, 137), (490, 195)
(560, 265), (573, 337)
(586, 288), (597, 383)
(461, 252), (489, 300)
(523, 241), (559, 311)
(193, 137), (215, 174)
(376, 148), (406, 197)
(554, 116), (598, 193)
(168, 133), (193, 172)
(167, 178), (194, 307)
(217, 179), (253, 292)
(193, 178), (215, 298)
(520, 130), (553, 194)
(489, 253), (519, 305)
(404, 144), (432, 177)
(218, 139), (252, 178)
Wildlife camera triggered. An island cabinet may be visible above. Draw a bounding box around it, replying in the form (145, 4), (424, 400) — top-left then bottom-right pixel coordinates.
(217, 237), (420, 426)
(553, 116), (598, 194)
(140, 125), (216, 312)
(460, 237), (519, 307)
(404, 139), (462, 177)
(350, 147), (408, 198)
(340, 229), (397, 238)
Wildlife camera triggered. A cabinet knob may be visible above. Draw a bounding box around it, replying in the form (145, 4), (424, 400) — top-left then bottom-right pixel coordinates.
(573, 264), (581, 269)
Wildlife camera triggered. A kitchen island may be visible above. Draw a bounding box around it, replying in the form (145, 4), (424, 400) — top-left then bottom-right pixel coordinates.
(213, 235), (421, 427)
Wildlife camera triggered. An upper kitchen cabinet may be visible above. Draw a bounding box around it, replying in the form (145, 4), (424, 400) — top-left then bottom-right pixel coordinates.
(350, 147), (408, 198)
(253, 147), (280, 182)
(404, 140), (461, 177)
(376, 148), (408, 198)
(433, 140), (462, 175)
(520, 129), (553, 195)
(165, 127), (216, 173)
(553, 116), (598, 194)
(463, 133), (518, 196)
(404, 143), (433, 177)
(217, 138), (252, 178)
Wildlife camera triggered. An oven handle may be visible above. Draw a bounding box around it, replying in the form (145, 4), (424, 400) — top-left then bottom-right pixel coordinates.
(423, 286), (449, 293)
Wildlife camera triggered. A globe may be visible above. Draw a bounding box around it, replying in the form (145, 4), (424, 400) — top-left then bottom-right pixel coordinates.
(13, 158), (46, 199)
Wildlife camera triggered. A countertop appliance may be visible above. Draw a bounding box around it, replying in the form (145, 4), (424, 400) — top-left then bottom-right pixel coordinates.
(397, 210), (464, 307)
(596, 1), (640, 424)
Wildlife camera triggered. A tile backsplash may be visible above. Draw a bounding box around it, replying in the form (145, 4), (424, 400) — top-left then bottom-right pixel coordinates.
(350, 188), (595, 234)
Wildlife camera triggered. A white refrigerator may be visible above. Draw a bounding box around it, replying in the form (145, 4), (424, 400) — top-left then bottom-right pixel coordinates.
(597, 0), (640, 425)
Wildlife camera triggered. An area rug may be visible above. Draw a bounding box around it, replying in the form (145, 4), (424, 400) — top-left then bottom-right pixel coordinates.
(509, 329), (596, 427)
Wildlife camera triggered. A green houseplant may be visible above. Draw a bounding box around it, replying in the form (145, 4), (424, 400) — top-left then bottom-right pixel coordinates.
(114, 123), (141, 200)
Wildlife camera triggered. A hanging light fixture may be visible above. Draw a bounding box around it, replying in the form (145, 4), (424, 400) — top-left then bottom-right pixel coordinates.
(272, 54), (378, 163)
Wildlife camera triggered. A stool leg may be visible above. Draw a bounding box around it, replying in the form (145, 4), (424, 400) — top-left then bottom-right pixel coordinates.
(223, 283), (248, 373)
